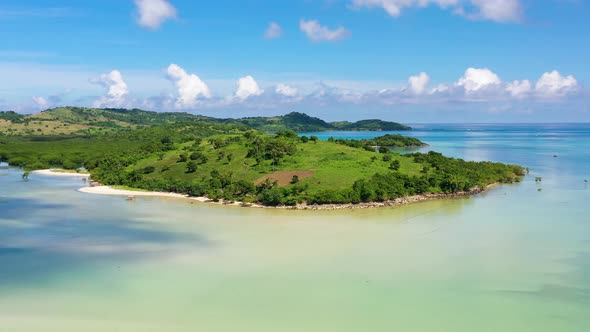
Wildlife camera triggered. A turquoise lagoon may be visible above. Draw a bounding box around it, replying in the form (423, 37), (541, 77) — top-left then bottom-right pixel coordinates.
(1, 124), (589, 331)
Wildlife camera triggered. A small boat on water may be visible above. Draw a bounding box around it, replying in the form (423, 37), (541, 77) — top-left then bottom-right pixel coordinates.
(126, 195), (135, 201)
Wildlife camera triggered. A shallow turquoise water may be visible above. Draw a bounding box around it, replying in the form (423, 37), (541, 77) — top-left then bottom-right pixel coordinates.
(1, 124), (589, 331)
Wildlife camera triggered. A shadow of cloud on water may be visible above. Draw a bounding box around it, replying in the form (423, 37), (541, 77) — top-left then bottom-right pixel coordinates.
(0, 196), (211, 287)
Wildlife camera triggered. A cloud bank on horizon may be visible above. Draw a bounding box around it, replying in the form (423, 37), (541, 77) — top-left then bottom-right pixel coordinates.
(1, 0), (588, 121)
(47, 65), (580, 115)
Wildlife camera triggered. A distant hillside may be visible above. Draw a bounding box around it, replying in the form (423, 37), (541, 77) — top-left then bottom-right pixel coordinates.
(233, 112), (411, 132)
(234, 112), (332, 132)
(0, 107), (228, 135)
(0, 107), (411, 136)
(0, 111), (25, 122)
(332, 119), (412, 131)
(31, 107), (221, 127)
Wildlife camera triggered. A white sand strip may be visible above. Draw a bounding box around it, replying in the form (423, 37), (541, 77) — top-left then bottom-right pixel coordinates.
(32, 169), (90, 177)
(78, 186), (265, 208)
(79, 186), (207, 201)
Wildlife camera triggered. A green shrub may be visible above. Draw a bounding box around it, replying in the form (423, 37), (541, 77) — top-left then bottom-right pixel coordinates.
(186, 161), (197, 173)
(389, 160), (401, 171)
(142, 166), (156, 174)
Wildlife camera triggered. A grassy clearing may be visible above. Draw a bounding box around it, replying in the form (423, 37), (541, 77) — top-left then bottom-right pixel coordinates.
(285, 141), (423, 193)
(130, 138), (425, 194)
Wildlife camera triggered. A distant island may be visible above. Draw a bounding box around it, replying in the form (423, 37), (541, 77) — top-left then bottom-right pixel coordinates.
(0, 107), (411, 136)
(0, 107), (523, 208)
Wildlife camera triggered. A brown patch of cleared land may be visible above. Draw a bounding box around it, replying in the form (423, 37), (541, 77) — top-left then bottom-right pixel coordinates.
(255, 171), (315, 186)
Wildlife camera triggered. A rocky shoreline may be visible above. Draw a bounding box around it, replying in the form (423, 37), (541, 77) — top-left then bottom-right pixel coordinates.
(281, 186), (490, 210)
(211, 185), (493, 210)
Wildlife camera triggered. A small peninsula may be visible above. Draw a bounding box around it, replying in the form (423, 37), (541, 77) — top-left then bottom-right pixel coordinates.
(0, 107), (524, 208)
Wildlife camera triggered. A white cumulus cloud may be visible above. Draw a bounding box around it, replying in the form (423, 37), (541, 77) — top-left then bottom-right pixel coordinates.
(275, 84), (298, 97)
(463, 0), (523, 23)
(535, 70), (580, 97)
(506, 79), (532, 97)
(350, 0), (523, 23)
(264, 22), (284, 39)
(135, 0), (177, 29)
(456, 67), (502, 93)
(351, 0), (458, 17)
(91, 70), (129, 107)
(300, 19), (350, 42)
(235, 76), (264, 100)
(407, 72), (431, 95)
(166, 64), (211, 109)
(32, 96), (49, 109)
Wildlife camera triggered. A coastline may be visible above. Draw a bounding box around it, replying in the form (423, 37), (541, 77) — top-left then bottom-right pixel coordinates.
(34, 169), (497, 210)
(78, 186), (263, 208)
(32, 169), (90, 177)
(79, 183), (496, 211)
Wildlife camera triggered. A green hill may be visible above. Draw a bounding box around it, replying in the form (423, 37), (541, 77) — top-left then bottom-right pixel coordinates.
(0, 107), (412, 136)
(235, 112), (333, 132)
(0, 107), (229, 135)
(236, 112), (411, 132)
(332, 119), (412, 131)
(0, 111), (25, 122)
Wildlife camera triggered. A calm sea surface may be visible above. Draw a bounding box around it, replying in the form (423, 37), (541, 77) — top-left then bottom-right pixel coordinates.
(1, 123), (589, 331)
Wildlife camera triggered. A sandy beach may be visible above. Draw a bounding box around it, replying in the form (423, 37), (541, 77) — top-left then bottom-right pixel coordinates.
(78, 185), (256, 207)
(32, 169), (91, 177)
(79, 186), (196, 199)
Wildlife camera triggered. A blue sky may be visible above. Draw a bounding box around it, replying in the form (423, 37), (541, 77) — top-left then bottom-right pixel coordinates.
(0, 0), (588, 122)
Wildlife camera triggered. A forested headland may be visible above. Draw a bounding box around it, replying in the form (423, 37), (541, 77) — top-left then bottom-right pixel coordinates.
(0, 107), (524, 207)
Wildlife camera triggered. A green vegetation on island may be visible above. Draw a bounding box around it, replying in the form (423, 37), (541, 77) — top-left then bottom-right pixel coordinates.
(0, 110), (524, 207)
(0, 107), (411, 136)
(329, 134), (426, 149)
(235, 112), (412, 132)
(331, 119), (412, 131)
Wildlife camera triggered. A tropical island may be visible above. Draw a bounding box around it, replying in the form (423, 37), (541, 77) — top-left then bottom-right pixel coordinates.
(0, 107), (524, 208)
